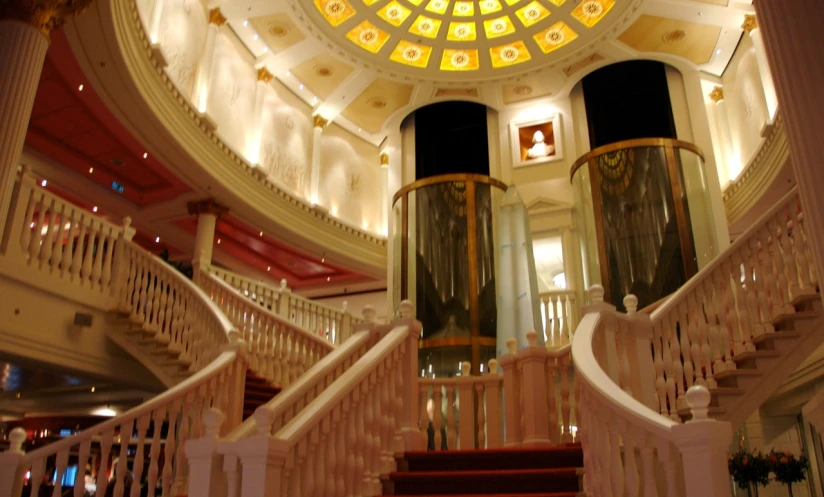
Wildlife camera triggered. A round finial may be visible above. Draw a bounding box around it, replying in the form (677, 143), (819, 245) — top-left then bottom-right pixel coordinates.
(254, 406), (275, 436)
(487, 358), (499, 375)
(526, 330), (538, 347)
(342, 301), (349, 312)
(506, 338), (517, 355)
(399, 300), (413, 319)
(589, 285), (605, 304)
(685, 385), (712, 422)
(279, 279), (288, 290)
(122, 216), (132, 229)
(623, 294), (638, 314)
(8, 427), (26, 453)
(21, 164), (32, 175)
(202, 407), (225, 437)
(227, 329), (242, 344)
(362, 305), (376, 323)
(461, 361), (471, 376)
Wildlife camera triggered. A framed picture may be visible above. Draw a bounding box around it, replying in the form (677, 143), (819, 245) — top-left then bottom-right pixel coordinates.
(509, 113), (563, 168)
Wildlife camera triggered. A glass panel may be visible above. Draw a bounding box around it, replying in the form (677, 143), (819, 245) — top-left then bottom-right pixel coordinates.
(392, 198), (403, 314)
(571, 163), (601, 294)
(679, 147), (718, 269)
(474, 182), (497, 338)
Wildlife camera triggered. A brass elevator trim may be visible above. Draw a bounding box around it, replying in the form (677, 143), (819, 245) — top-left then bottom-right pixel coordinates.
(392, 173), (508, 205)
(401, 192), (409, 300)
(466, 180), (480, 375)
(665, 144), (698, 279)
(569, 138), (705, 183)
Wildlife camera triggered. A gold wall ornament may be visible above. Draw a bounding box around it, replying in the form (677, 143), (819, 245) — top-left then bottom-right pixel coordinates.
(313, 114), (329, 128)
(0, 0), (93, 37)
(208, 7), (226, 26)
(380, 153), (389, 167)
(187, 198), (229, 217)
(257, 66), (274, 83)
(709, 86), (725, 103)
(741, 14), (757, 34)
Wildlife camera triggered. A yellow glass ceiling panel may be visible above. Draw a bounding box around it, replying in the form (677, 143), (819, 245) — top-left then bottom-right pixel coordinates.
(447, 22), (477, 41)
(377, 1), (412, 27)
(425, 0), (449, 14)
(440, 49), (480, 71)
(504, 0), (521, 5)
(490, 41), (531, 67)
(571, 0), (614, 27)
(546, 0), (565, 5)
(483, 16), (515, 38)
(346, 20), (391, 53)
(314, 0), (356, 27)
(406, 0), (423, 4)
(479, 0), (502, 14)
(362, 0), (381, 4)
(515, 1), (550, 27)
(453, 1), (474, 16)
(409, 15), (442, 38)
(533, 21), (577, 53)
(389, 40), (432, 68)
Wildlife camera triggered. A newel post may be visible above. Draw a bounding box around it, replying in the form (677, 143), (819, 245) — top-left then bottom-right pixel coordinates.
(0, 428), (26, 497)
(624, 295), (659, 412)
(0, 165), (34, 258)
(236, 409), (288, 497)
(340, 300), (353, 344)
(355, 304), (377, 345)
(277, 279), (292, 320)
(516, 331), (551, 446)
(456, 362), (476, 449)
(221, 330), (248, 433)
(500, 338), (522, 446)
(111, 216), (135, 304)
(185, 408), (226, 497)
(394, 299), (426, 451)
(672, 386), (733, 497)
(482, 358), (504, 448)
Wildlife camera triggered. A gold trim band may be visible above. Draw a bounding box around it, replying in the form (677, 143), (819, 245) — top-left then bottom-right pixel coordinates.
(392, 173), (508, 205)
(569, 137), (705, 183)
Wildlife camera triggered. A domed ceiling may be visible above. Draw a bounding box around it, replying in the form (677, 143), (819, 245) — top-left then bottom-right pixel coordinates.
(302, 0), (621, 79)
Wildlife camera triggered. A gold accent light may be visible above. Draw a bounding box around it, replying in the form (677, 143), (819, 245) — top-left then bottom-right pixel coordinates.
(313, 114), (329, 128)
(209, 8), (227, 26)
(708, 86), (724, 103)
(741, 14), (757, 34)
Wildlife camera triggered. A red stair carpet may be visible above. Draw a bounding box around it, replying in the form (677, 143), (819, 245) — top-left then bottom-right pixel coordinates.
(243, 370), (281, 420)
(382, 444), (583, 497)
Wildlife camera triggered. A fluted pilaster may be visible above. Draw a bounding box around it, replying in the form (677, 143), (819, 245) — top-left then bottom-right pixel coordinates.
(755, 0), (824, 287)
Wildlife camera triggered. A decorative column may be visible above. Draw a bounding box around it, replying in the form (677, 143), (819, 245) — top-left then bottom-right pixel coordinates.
(248, 66), (272, 166)
(187, 199), (228, 275)
(308, 114), (327, 204)
(380, 152), (389, 235)
(742, 15), (778, 123)
(193, 8), (225, 115)
(708, 86), (737, 184)
(754, 0), (824, 288)
(0, 0), (91, 240)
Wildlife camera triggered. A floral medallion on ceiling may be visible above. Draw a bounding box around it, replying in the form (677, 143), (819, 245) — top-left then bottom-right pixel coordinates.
(308, 0), (618, 78)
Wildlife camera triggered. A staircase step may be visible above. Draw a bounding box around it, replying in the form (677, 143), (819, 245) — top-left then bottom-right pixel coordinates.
(710, 387), (745, 396)
(792, 290), (820, 307)
(773, 310), (818, 328)
(733, 350), (781, 364)
(753, 331), (802, 345)
(400, 446), (583, 473)
(713, 368), (761, 381)
(388, 468), (580, 495)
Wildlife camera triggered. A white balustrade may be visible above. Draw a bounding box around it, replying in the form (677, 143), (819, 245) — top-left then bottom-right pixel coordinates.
(206, 265), (364, 344)
(540, 290), (581, 346)
(647, 188), (815, 420)
(200, 271), (336, 388)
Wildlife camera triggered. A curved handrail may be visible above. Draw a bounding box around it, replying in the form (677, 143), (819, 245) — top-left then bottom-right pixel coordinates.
(569, 137), (705, 182)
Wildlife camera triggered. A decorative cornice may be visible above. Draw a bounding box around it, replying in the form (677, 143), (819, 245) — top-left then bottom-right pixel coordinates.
(208, 7), (226, 27)
(187, 199), (229, 217)
(0, 0), (92, 37)
(379, 153), (389, 167)
(742, 14), (757, 34)
(313, 114), (329, 128)
(709, 86), (725, 103)
(257, 66), (274, 83)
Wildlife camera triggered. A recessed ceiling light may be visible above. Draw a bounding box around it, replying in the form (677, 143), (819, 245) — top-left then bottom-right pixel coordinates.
(267, 266), (271, 271)
(358, 128), (362, 132)
(243, 20), (248, 27)
(716, 49), (722, 55)
(41, 179), (47, 187)
(253, 34), (259, 40)
(299, 84), (304, 90)
(286, 71), (291, 76)
(93, 206), (98, 212)
(259, 231), (263, 236)
(89, 167), (94, 174)
(263, 47), (268, 53)
(321, 257), (325, 263)
(91, 386), (95, 392)
(327, 277), (331, 282)
(217, 238), (221, 244)
(143, 152), (148, 159)
(155, 236), (160, 243)
(78, 84), (84, 91)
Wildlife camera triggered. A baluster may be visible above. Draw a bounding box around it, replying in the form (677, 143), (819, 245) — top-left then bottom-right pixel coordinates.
(746, 238), (773, 335)
(652, 323), (668, 416)
(94, 430), (113, 497)
(776, 214), (801, 300)
(162, 400), (180, 497)
(677, 303), (695, 389)
(272, 324), (283, 385)
(173, 392), (194, 493)
(129, 414), (151, 497)
(669, 312), (685, 411)
(419, 384), (429, 450)
(146, 409), (165, 494)
(50, 203), (68, 273)
(795, 200), (818, 287)
(660, 321), (678, 421)
(693, 291), (714, 388)
(73, 439), (91, 497)
(80, 219), (98, 284)
(113, 422), (130, 497)
(144, 265), (157, 332)
(640, 433), (660, 497)
(91, 223), (105, 288)
(475, 383), (486, 449)
(622, 426), (640, 497)
(39, 198), (57, 269)
(370, 376), (383, 493)
(28, 192), (47, 261)
(723, 259), (746, 354)
(335, 405), (347, 497)
(383, 360), (398, 473)
(344, 395), (357, 495)
(433, 385), (444, 450)
(618, 320), (633, 394)
(60, 207), (78, 274)
(19, 187), (37, 252)
(542, 296), (551, 342)
(767, 222), (793, 313)
(361, 383), (374, 494)
(30, 458), (46, 497)
(353, 391), (366, 497)
(101, 228), (115, 289)
(686, 296), (705, 387)
(735, 253), (756, 352)
(559, 354), (572, 443)
(560, 295), (571, 344)
(50, 448), (69, 497)
(436, 383), (450, 450)
(608, 422), (625, 496)
(547, 357), (559, 443)
(713, 268), (736, 369)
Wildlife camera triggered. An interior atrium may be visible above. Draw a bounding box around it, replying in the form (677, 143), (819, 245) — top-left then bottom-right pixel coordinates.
(1, 0), (823, 496)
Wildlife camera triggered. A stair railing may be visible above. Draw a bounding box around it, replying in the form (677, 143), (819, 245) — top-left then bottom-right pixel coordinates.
(574, 286), (734, 497)
(213, 302), (423, 497)
(645, 187), (817, 422)
(200, 271), (336, 387)
(539, 289), (581, 346)
(205, 265), (364, 344)
(0, 169), (248, 497)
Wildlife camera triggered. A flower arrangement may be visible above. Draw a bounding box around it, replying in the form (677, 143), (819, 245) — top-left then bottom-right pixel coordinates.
(768, 449), (808, 497)
(729, 448), (771, 495)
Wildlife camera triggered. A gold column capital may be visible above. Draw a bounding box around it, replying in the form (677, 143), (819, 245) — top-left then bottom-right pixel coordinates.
(257, 66), (274, 83)
(313, 114), (329, 128)
(709, 86), (724, 103)
(0, 0), (93, 37)
(741, 14), (757, 34)
(209, 7), (226, 27)
(187, 198), (229, 218)
(380, 153), (389, 167)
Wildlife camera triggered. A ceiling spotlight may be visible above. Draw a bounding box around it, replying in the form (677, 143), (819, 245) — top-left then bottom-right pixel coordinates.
(92, 206), (98, 213)
(299, 84), (304, 90)
(267, 266), (271, 271)
(259, 231), (263, 236)
(41, 179), (47, 187)
(312, 96), (318, 102)
(78, 84), (84, 91)
(91, 386), (95, 393)
(327, 277), (331, 282)
(716, 49), (722, 55)
(263, 47), (268, 53)
(143, 152), (148, 159)
(155, 236), (160, 243)
(89, 167), (94, 174)
(243, 20), (248, 27)
(217, 238), (221, 244)
(321, 257), (325, 263)
(253, 34), (259, 40)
